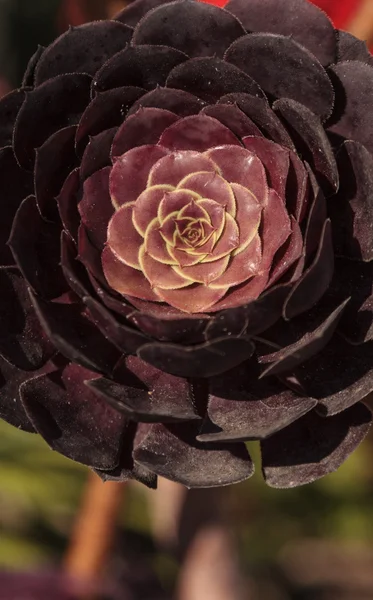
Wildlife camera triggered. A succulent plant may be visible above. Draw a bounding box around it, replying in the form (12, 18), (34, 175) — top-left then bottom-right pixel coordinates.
(0, 0), (372, 489)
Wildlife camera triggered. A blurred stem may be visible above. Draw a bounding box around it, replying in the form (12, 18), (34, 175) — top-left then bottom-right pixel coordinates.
(149, 479), (247, 600)
(347, 0), (373, 46)
(63, 472), (125, 586)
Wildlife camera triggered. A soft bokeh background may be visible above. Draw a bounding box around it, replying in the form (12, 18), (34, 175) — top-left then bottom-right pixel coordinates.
(1, 1), (373, 599)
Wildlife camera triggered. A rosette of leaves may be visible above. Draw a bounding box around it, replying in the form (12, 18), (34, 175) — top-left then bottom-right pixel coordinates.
(0, 0), (372, 489)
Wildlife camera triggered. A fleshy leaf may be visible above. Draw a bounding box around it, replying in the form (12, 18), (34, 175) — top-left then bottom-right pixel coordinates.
(260, 299), (349, 377)
(167, 56), (265, 103)
(273, 98), (338, 191)
(155, 283), (228, 313)
(93, 44), (188, 93)
(337, 31), (373, 66)
(83, 295), (150, 354)
(261, 403), (372, 488)
(133, 422), (254, 487)
(210, 235), (261, 288)
(0, 267), (55, 371)
(111, 107), (180, 158)
(284, 219), (333, 319)
(128, 86), (206, 117)
(0, 355), (39, 432)
(225, 0), (336, 66)
(206, 145), (268, 203)
(0, 89), (26, 148)
(87, 356), (199, 422)
(329, 61), (373, 154)
(79, 167), (114, 250)
(148, 150), (218, 187)
(260, 189), (291, 270)
(34, 21), (133, 84)
(132, 0), (245, 58)
(35, 125), (78, 219)
(21, 363), (127, 469)
(198, 361), (316, 442)
(80, 127), (117, 181)
(202, 104), (263, 138)
(108, 203), (143, 269)
(225, 33), (334, 121)
(56, 168), (81, 243)
(0, 147), (33, 266)
(330, 140), (373, 262)
(8, 195), (68, 299)
(243, 136), (289, 199)
(137, 335), (255, 377)
(220, 93), (295, 150)
(109, 144), (169, 207)
(75, 86), (146, 155)
(29, 291), (120, 376)
(13, 74), (92, 170)
(159, 114), (240, 152)
(101, 245), (161, 301)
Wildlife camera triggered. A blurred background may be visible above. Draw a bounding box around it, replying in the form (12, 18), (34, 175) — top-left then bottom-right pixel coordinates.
(1, 1), (373, 599)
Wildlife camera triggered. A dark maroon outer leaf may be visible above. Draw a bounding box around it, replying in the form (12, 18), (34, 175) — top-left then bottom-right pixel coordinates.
(93, 45), (188, 93)
(203, 104), (263, 138)
(261, 403), (372, 488)
(78, 167), (114, 249)
(75, 86), (145, 154)
(95, 420), (158, 488)
(284, 220), (334, 319)
(21, 363), (127, 469)
(29, 292), (120, 377)
(133, 421), (254, 487)
(337, 31), (373, 66)
(0, 268), (55, 371)
(22, 45), (45, 86)
(132, 0), (245, 58)
(225, 33), (334, 121)
(56, 168), (81, 243)
(128, 87), (206, 117)
(329, 61), (373, 155)
(330, 140), (373, 261)
(198, 361), (316, 442)
(13, 74), (92, 171)
(35, 125), (78, 219)
(260, 299), (349, 378)
(138, 336), (255, 378)
(128, 311), (206, 344)
(167, 57), (265, 103)
(226, 0), (336, 66)
(220, 93), (296, 150)
(83, 295), (150, 355)
(293, 335), (373, 416)
(115, 0), (174, 27)
(34, 21), (133, 84)
(8, 196), (68, 300)
(0, 89), (26, 148)
(205, 284), (292, 340)
(111, 107), (179, 158)
(80, 127), (117, 181)
(0, 355), (37, 432)
(273, 98), (338, 191)
(61, 231), (93, 299)
(330, 258), (373, 344)
(87, 356), (199, 423)
(0, 147), (33, 266)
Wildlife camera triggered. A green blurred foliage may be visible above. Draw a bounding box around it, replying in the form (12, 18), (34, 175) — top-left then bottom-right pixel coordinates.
(1, 419), (373, 574)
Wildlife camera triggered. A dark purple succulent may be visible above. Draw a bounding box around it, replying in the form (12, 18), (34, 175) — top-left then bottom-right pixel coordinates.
(0, 0), (372, 489)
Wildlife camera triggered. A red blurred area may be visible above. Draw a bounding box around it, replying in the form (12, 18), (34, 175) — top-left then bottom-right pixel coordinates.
(311, 0), (360, 29)
(198, 0), (362, 30)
